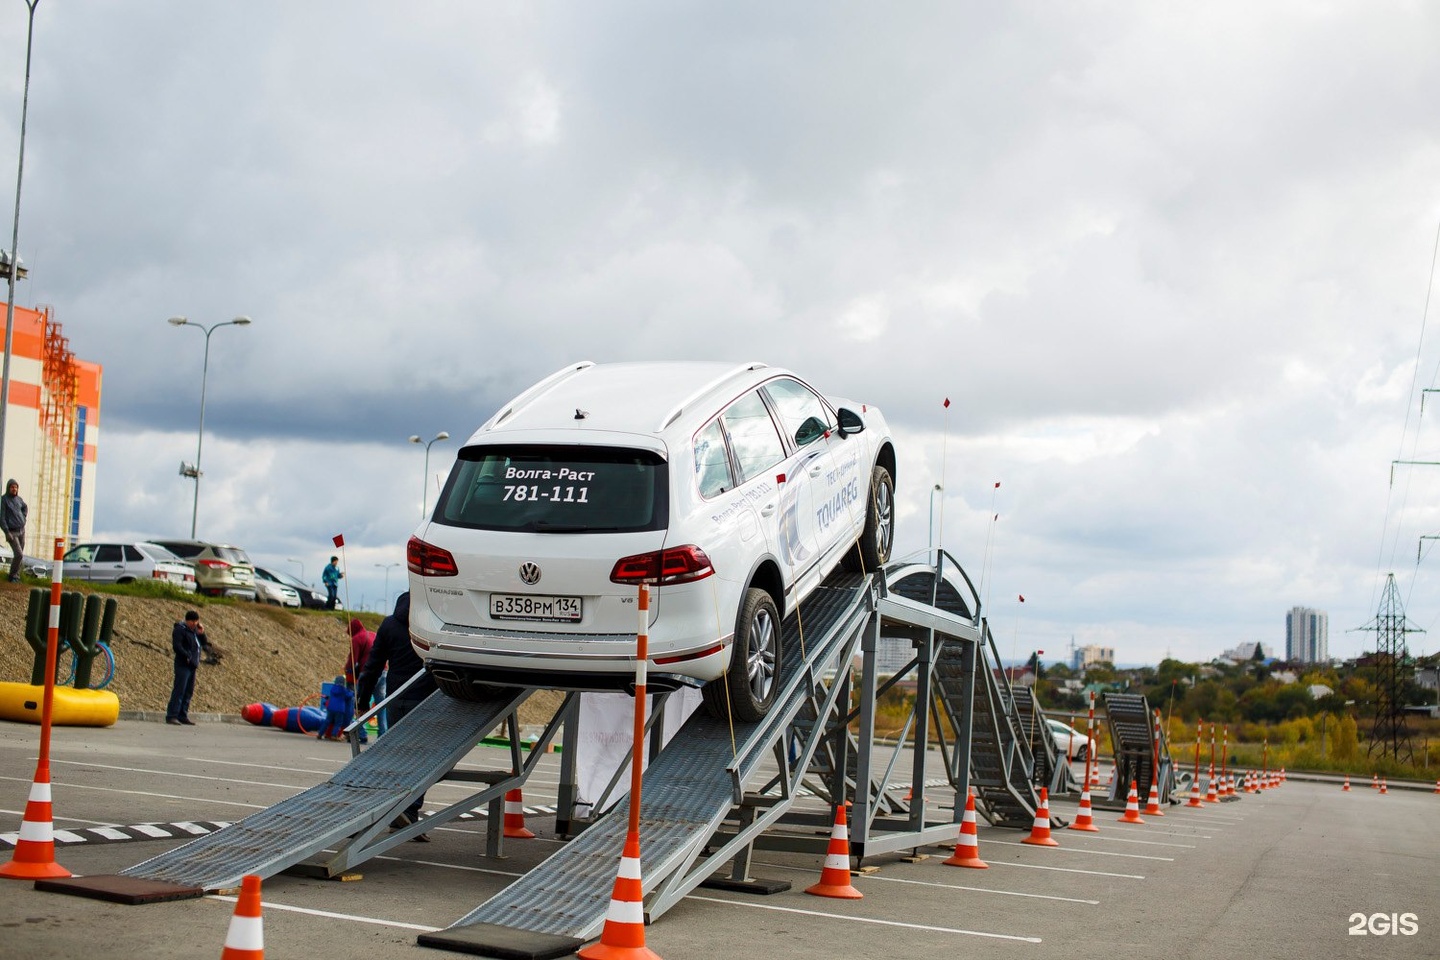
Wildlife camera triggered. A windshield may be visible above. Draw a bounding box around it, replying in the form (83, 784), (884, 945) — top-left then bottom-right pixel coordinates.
(434, 444), (667, 533)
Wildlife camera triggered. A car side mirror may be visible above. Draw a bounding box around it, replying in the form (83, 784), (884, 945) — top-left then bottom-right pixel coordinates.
(837, 407), (865, 437)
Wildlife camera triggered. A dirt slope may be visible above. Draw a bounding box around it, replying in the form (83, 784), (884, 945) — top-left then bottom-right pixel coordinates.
(0, 582), (562, 724)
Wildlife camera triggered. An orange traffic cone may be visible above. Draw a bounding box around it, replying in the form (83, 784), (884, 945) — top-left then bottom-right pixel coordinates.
(1371, 773), (1379, 789)
(1342, 775), (1351, 791)
(0, 769), (71, 880)
(220, 874), (264, 960)
(943, 789), (988, 868)
(1204, 771), (1218, 804)
(502, 788), (535, 839)
(578, 830), (662, 960)
(1432, 780), (1439, 794)
(1118, 781), (1146, 824)
(1225, 774), (1237, 798)
(805, 804), (862, 898)
(1069, 786), (1100, 832)
(1379, 778), (1388, 795)
(1022, 787), (1059, 846)
(1143, 780), (1165, 816)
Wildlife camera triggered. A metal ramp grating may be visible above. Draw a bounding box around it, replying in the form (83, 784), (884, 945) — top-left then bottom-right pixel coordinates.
(118, 689), (531, 890)
(430, 576), (872, 946)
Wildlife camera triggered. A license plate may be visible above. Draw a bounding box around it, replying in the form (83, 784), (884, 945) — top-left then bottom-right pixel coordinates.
(490, 593), (582, 622)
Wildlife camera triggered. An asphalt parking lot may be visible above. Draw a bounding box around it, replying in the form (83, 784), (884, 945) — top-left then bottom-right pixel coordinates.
(1, 716), (1435, 959)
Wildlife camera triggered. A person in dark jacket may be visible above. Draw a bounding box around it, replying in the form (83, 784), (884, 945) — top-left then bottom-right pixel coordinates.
(166, 610), (203, 725)
(356, 592), (435, 832)
(2, 479), (27, 582)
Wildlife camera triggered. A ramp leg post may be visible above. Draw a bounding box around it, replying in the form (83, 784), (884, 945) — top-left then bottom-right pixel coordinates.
(486, 794), (505, 859)
(556, 695), (581, 836)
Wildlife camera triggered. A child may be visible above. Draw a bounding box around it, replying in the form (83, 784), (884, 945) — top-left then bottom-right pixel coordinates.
(318, 675), (355, 741)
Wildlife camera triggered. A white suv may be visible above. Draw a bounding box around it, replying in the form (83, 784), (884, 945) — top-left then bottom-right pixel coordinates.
(406, 361), (896, 721)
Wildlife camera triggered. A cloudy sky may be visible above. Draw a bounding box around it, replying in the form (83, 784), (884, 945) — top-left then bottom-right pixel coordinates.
(1, 2), (1437, 664)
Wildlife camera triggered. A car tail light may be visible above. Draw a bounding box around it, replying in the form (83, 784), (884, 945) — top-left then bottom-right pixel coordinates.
(610, 545), (714, 585)
(408, 536), (458, 577)
(198, 559), (231, 569)
(655, 643), (725, 665)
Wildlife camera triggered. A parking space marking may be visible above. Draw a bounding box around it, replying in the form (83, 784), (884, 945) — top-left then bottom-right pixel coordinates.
(52, 758), (307, 792)
(686, 895), (1042, 943)
(208, 894), (442, 933)
(858, 873), (1100, 904)
(985, 839), (1174, 861)
(0, 774), (269, 810)
(989, 860), (1145, 879)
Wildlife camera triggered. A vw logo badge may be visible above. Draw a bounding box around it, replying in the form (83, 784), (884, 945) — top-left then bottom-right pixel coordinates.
(518, 562), (541, 585)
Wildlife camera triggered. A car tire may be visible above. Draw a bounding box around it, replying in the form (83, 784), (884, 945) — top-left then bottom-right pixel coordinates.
(703, 588), (780, 722)
(843, 464), (894, 573)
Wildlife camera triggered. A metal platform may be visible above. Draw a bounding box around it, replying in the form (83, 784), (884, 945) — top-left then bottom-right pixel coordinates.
(1097, 692), (1175, 808)
(112, 687), (538, 891)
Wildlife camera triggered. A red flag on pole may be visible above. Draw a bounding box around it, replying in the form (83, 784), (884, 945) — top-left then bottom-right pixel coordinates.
(332, 534), (345, 548)
(994, 481), (1000, 489)
(1018, 594), (1025, 602)
(943, 398), (950, 408)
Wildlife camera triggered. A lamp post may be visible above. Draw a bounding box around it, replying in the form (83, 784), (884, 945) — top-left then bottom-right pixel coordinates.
(168, 316), (251, 537)
(409, 431), (450, 518)
(375, 561), (399, 603)
(927, 483), (943, 557)
(0, 0), (41, 486)
(286, 557), (305, 583)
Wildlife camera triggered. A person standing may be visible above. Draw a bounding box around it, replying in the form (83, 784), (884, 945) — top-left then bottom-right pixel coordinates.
(2, 479), (27, 582)
(166, 610), (203, 726)
(346, 617), (375, 743)
(317, 675), (355, 741)
(322, 555), (344, 610)
(356, 592), (434, 834)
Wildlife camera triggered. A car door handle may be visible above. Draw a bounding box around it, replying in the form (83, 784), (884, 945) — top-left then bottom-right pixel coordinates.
(809, 465), (823, 477)
(760, 502), (776, 518)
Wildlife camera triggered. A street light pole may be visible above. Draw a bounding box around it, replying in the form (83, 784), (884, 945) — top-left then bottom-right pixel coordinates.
(169, 316), (251, 537)
(375, 561), (399, 603)
(0, 0), (41, 486)
(409, 431), (450, 518)
(286, 557), (305, 583)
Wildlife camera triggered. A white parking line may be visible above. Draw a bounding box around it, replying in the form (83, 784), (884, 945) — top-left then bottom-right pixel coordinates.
(859, 873), (1099, 904)
(52, 759), (304, 791)
(985, 839), (1174, 861)
(208, 894), (442, 933)
(0, 775), (268, 811)
(686, 895), (1041, 943)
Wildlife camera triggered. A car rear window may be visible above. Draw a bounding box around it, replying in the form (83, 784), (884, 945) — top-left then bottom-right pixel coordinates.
(434, 444), (667, 533)
(216, 547), (252, 565)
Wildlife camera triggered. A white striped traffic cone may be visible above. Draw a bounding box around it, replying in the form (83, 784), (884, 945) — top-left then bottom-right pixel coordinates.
(1204, 770), (1218, 804)
(577, 830), (662, 960)
(0, 769), (70, 880)
(1186, 777), (1203, 808)
(1379, 777), (1388, 795)
(1143, 780), (1165, 816)
(502, 788), (535, 839)
(943, 789), (988, 868)
(1022, 787), (1060, 846)
(1118, 780), (1146, 824)
(220, 874), (265, 960)
(805, 804), (862, 898)
(1342, 775), (1351, 792)
(1069, 786), (1100, 832)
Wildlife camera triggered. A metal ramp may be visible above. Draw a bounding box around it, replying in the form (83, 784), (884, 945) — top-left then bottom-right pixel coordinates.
(111, 688), (538, 891)
(1098, 692), (1175, 807)
(1014, 688), (1080, 796)
(420, 573), (877, 957)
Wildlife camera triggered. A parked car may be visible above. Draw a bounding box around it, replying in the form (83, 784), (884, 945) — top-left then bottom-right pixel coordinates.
(407, 360), (896, 721)
(0, 547), (55, 579)
(61, 541), (197, 592)
(255, 567), (327, 609)
(1045, 717), (1096, 761)
(148, 539), (257, 599)
(252, 567), (301, 607)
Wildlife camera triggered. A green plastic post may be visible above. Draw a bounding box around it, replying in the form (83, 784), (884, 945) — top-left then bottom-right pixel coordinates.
(23, 587), (47, 685)
(68, 594), (105, 689)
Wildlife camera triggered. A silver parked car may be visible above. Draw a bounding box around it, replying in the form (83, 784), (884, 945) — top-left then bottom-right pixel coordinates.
(62, 542), (197, 592)
(252, 567), (302, 607)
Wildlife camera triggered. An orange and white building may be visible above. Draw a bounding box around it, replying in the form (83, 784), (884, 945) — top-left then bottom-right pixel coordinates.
(0, 304), (101, 550)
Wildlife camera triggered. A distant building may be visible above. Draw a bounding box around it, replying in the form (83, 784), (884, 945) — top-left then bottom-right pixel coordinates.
(1071, 644), (1115, 672)
(1219, 641), (1267, 663)
(1285, 607), (1328, 664)
(874, 634), (915, 675)
(0, 305), (101, 549)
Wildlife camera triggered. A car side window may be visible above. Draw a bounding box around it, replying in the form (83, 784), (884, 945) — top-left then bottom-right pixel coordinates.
(693, 418), (734, 499)
(123, 545), (143, 562)
(720, 390), (786, 483)
(763, 378), (833, 448)
(95, 545), (123, 563)
(66, 545), (96, 563)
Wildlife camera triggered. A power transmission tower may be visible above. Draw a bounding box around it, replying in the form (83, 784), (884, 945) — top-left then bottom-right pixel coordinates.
(1350, 574), (1420, 764)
